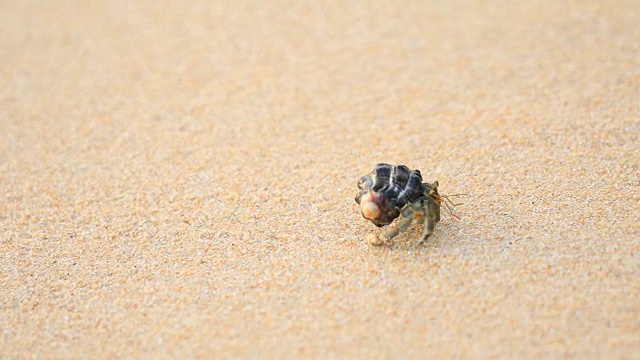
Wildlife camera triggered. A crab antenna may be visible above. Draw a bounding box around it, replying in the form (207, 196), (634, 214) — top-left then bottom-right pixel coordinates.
(440, 194), (467, 207)
(442, 200), (461, 219)
(434, 193), (463, 219)
(442, 193), (468, 199)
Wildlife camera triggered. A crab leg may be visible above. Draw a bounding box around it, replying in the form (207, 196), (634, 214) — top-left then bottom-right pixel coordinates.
(377, 201), (430, 243)
(382, 214), (414, 241)
(421, 197), (439, 241)
(365, 206), (416, 245)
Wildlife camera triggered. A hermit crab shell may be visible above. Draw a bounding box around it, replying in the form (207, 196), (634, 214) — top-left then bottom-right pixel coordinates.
(355, 163), (423, 226)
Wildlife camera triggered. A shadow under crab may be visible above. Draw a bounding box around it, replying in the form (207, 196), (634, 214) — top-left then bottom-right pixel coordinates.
(355, 163), (442, 246)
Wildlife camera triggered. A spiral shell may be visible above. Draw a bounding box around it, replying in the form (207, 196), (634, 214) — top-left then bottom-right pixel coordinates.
(355, 163), (423, 226)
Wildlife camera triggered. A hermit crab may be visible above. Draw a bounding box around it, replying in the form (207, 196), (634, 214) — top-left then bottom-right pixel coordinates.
(355, 163), (456, 246)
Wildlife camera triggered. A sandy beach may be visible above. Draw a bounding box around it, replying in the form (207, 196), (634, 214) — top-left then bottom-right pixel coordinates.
(1, 0), (639, 358)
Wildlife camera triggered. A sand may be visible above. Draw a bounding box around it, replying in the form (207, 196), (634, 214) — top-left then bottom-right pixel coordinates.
(1, 0), (639, 358)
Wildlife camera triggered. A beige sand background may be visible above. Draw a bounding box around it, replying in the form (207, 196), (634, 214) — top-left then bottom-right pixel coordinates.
(1, 0), (639, 358)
